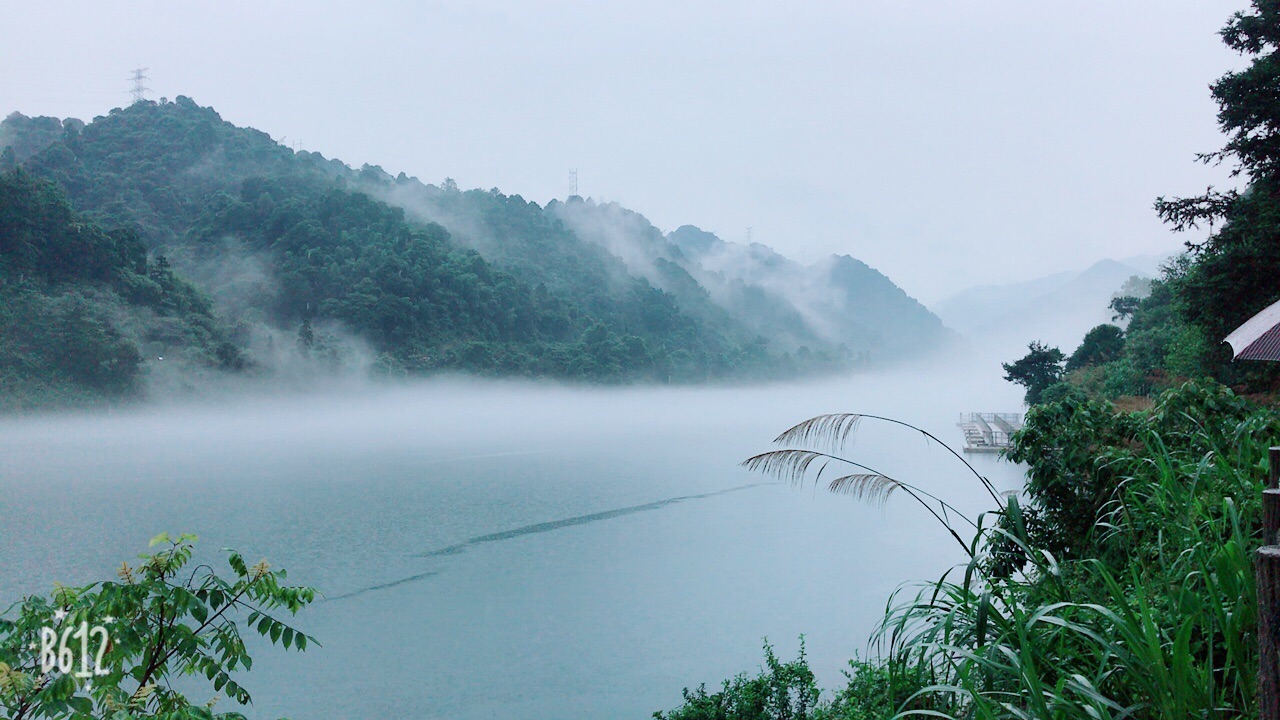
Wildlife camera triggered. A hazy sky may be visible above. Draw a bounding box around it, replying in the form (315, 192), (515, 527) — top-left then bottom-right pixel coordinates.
(0, 1), (1251, 302)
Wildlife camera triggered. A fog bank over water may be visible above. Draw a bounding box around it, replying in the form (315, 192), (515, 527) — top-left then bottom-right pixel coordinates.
(0, 354), (1025, 719)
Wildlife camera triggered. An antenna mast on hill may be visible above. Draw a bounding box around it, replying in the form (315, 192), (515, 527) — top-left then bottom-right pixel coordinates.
(569, 168), (579, 196)
(128, 68), (151, 104)
(746, 226), (753, 243)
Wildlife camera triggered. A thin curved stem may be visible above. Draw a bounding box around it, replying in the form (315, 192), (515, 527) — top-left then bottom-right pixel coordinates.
(747, 448), (978, 557)
(822, 452), (981, 533)
(855, 414), (1004, 505)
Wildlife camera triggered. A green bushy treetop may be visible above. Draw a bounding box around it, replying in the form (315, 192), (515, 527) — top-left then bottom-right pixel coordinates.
(1066, 324), (1124, 372)
(1002, 341), (1065, 405)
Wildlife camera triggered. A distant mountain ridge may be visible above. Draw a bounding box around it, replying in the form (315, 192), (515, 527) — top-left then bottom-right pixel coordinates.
(932, 258), (1165, 355)
(0, 99), (951, 405)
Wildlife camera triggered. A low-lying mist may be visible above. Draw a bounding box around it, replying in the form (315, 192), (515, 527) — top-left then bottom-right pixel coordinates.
(0, 352), (1026, 720)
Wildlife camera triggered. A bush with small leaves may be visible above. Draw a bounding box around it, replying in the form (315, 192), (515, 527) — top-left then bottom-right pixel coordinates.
(0, 533), (317, 720)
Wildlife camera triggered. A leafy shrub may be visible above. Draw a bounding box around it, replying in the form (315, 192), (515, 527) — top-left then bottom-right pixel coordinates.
(0, 533), (316, 719)
(654, 642), (819, 720)
(818, 657), (931, 720)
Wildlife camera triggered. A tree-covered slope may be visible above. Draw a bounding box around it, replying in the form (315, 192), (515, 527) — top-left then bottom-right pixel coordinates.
(0, 99), (812, 395)
(357, 172), (776, 378)
(0, 170), (240, 410)
(365, 177), (856, 374)
(9, 99), (330, 248)
(811, 254), (952, 356)
(668, 224), (954, 360)
(545, 198), (838, 357)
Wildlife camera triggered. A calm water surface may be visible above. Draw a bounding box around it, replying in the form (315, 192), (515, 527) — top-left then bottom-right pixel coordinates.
(0, 358), (1025, 719)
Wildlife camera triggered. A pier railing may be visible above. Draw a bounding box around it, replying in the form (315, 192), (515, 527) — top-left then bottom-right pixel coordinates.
(960, 412), (1022, 424)
(957, 413), (1023, 451)
(976, 431), (1014, 446)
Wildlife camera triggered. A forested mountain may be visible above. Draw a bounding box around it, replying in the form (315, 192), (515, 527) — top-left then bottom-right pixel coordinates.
(0, 98), (947, 407)
(363, 164), (951, 363)
(547, 199), (835, 353)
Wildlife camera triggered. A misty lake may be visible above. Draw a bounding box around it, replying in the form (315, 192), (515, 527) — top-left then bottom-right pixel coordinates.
(0, 357), (1025, 720)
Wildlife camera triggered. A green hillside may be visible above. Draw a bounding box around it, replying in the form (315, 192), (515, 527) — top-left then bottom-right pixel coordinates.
(0, 97), (949, 407)
(0, 100), (794, 399)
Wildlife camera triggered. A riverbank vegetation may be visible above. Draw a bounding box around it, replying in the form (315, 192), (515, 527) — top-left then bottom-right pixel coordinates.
(656, 379), (1273, 719)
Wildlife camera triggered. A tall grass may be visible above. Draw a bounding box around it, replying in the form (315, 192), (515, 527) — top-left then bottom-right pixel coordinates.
(744, 382), (1278, 720)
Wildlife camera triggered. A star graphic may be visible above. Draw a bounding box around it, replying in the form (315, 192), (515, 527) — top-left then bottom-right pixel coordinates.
(102, 616), (114, 624)
(28, 642), (36, 650)
(53, 609), (67, 622)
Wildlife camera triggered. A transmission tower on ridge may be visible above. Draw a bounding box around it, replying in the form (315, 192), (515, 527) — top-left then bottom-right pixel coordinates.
(569, 168), (579, 196)
(746, 226), (753, 243)
(128, 68), (151, 104)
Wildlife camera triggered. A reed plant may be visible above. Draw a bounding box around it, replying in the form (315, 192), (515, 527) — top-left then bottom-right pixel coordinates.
(741, 381), (1279, 720)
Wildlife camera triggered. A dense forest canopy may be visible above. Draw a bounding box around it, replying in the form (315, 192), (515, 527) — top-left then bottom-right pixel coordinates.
(0, 99), (952, 408)
(0, 170), (238, 409)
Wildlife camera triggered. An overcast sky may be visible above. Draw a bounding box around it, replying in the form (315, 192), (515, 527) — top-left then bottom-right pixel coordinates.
(0, 1), (1251, 303)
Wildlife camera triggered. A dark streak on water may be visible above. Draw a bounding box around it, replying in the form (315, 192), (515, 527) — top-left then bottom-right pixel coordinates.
(326, 482), (775, 602)
(326, 570), (444, 601)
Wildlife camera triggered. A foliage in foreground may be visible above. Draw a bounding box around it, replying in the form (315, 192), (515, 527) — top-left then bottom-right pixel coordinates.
(676, 380), (1273, 720)
(881, 380), (1270, 720)
(0, 533), (316, 720)
(653, 642), (819, 720)
(654, 645), (930, 720)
